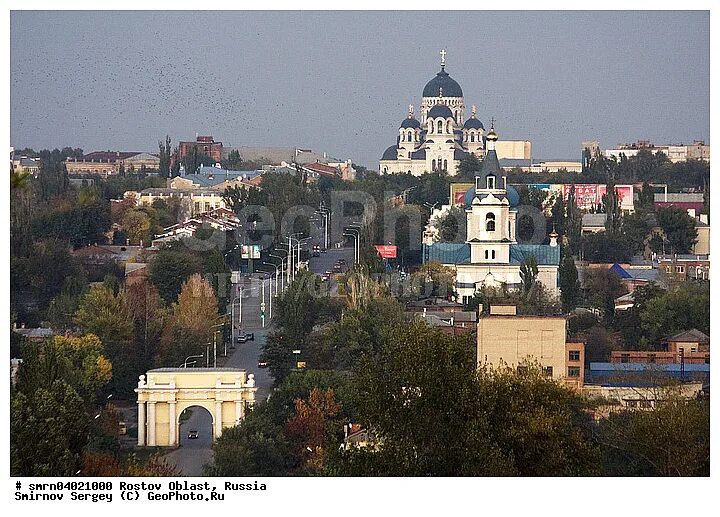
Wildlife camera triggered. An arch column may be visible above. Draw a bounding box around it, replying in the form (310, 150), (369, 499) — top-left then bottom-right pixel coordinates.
(147, 401), (156, 446)
(168, 401), (177, 447)
(235, 400), (244, 424)
(137, 401), (146, 446)
(215, 401), (223, 439)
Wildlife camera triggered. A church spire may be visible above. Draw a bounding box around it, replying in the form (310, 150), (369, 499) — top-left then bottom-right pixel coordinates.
(408, 104), (414, 118)
(440, 49), (446, 70)
(486, 118), (498, 151)
(471, 105), (477, 118)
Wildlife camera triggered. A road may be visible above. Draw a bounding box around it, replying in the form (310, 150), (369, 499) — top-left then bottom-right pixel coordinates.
(162, 246), (354, 476)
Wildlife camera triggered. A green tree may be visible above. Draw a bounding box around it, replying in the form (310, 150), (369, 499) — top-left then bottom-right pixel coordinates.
(148, 248), (202, 303)
(11, 380), (90, 476)
(409, 260), (456, 299)
(436, 206), (465, 242)
(158, 135), (172, 178)
(656, 206), (697, 254)
(559, 246), (580, 312)
(519, 255), (539, 294)
(640, 281), (709, 346)
(582, 267), (628, 323)
(121, 208), (152, 245)
(596, 393), (709, 476)
(456, 153), (483, 180)
(603, 174), (622, 234)
(335, 323), (599, 475)
(566, 183), (582, 256)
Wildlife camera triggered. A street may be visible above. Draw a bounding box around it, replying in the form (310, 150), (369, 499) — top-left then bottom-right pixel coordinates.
(162, 245), (355, 475)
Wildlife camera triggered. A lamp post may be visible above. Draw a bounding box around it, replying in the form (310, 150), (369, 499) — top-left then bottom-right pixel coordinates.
(263, 261), (281, 301)
(318, 204), (330, 249)
(183, 354), (203, 368)
(343, 232), (358, 266)
(346, 226), (361, 264)
(270, 253), (286, 292)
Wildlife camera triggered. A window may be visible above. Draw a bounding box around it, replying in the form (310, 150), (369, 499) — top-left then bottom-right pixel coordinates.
(569, 350), (580, 361)
(543, 366), (554, 377)
(568, 366), (581, 377)
(443, 159), (448, 171)
(438, 120), (444, 133)
(665, 266), (672, 273)
(620, 353), (630, 363)
(470, 133), (475, 142)
(486, 175), (496, 189)
(516, 366), (528, 375)
(401, 133), (405, 142)
(432, 159), (436, 171)
(691, 347), (697, 353)
(408, 132), (412, 142)
(491, 250), (496, 259)
(675, 265), (685, 273)
(429, 121), (434, 133)
(484, 250), (489, 260)
(486, 213), (496, 232)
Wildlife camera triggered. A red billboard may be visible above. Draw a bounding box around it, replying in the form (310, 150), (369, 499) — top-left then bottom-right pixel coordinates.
(375, 245), (397, 259)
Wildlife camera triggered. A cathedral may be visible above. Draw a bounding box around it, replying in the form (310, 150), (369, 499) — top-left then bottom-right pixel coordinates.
(379, 50), (488, 176)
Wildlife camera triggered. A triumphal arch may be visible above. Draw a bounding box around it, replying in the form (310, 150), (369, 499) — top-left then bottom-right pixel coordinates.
(135, 368), (257, 447)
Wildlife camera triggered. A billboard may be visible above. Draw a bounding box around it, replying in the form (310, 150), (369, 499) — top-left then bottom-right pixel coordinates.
(450, 182), (474, 207)
(241, 245), (261, 259)
(375, 245), (398, 259)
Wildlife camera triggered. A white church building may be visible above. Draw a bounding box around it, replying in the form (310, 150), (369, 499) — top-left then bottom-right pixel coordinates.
(423, 128), (560, 303)
(379, 50), (530, 176)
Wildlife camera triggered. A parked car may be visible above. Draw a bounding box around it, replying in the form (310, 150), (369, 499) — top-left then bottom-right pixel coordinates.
(245, 332), (254, 341)
(257, 361), (269, 368)
(321, 248), (327, 253)
(332, 264), (342, 273)
(338, 258), (347, 265)
(237, 335), (248, 343)
(187, 430), (199, 439)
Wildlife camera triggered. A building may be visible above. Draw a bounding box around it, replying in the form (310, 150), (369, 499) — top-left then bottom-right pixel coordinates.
(178, 135), (223, 163)
(424, 131), (561, 301)
(133, 188), (227, 217)
(11, 156), (41, 175)
(610, 328), (710, 367)
(504, 160), (583, 174)
(170, 166), (262, 191)
(476, 306), (585, 389)
(65, 151), (159, 176)
(656, 254), (710, 281)
(379, 50), (530, 176)
(654, 192), (705, 213)
(151, 207), (242, 247)
(603, 139), (710, 164)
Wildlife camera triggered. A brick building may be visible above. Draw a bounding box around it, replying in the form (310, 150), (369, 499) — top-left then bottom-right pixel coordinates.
(178, 135), (223, 163)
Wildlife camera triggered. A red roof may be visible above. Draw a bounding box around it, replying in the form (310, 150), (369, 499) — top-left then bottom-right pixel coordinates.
(303, 162), (340, 176)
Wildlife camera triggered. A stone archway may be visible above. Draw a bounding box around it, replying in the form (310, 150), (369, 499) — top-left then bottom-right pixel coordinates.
(135, 368), (256, 447)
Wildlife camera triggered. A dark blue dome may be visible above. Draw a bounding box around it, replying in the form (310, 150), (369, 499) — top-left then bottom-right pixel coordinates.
(506, 185), (520, 207)
(423, 69), (463, 97)
(381, 145), (397, 161)
(427, 104), (454, 119)
(463, 117), (484, 130)
(400, 117), (421, 129)
(464, 187), (476, 207)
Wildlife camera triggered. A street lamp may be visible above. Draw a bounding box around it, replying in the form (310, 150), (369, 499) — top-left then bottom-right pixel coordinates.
(343, 232), (358, 265)
(182, 354), (203, 368)
(346, 226), (361, 264)
(270, 253), (286, 292)
(263, 261), (281, 301)
(318, 204), (330, 249)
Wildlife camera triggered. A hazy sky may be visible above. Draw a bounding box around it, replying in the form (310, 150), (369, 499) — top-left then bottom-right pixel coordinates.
(10, 10), (709, 167)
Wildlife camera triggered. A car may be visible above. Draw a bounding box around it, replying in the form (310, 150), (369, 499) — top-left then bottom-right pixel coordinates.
(321, 248), (327, 253)
(187, 430), (199, 439)
(338, 258), (347, 265)
(257, 361), (269, 368)
(332, 264), (342, 273)
(321, 274), (330, 282)
(312, 250), (320, 257)
(237, 335), (248, 343)
(245, 332), (254, 341)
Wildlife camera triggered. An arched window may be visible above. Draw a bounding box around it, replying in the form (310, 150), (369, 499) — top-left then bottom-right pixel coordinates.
(470, 133), (475, 142)
(407, 132), (412, 142)
(432, 159), (436, 171)
(486, 212), (496, 232)
(401, 133), (405, 142)
(491, 250), (496, 259)
(429, 121), (434, 133)
(443, 159), (448, 171)
(486, 175), (496, 189)
(438, 120), (444, 133)
(484, 250), (489, 259)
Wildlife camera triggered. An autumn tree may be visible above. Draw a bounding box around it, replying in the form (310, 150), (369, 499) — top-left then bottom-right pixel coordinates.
(408, 260), (456, 299)
(559, 246), (580, 312)
(157, 274), (219, 367)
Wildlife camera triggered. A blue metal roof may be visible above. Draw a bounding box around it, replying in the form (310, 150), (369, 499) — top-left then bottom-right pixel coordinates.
(423, 243), (470, 264)
(609, 262), (632, 279)
(590, 362), (710, 373)
(509, 244), (560, 266)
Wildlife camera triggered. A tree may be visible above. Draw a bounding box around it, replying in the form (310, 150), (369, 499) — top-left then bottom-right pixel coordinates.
(456, 153), (483, 180)
(656, 206), (697, 254)
(621, 212), (652, 257)
(285, 388), (343, 473)
(581, 231), (633, 263)
(335, 323), (599, 475)
(640, 281), (709, 346)
(121, 208), (152, 245)
(596, 393), (709, 476)
(637, 181), (655, 212)
(559, 246), (580, 312)
(409, 260), (456, 299)
(603, 174), (622, 234)
(74, 285), (133, 360)
(436, 206), (465, 242)
(582, 267), (628, 323)
(158, 135), (172, 178)
(519, 255), (539, 294)
(566, 183), (582, 256)
(148, 248), (202, 303)
(11, 380), (90, 476)
(156, 274), (219, 367)
(221, 149), (243, 170)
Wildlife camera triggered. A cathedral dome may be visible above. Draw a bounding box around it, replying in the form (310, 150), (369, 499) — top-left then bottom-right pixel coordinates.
(463, 117), (484, 130)
(427, 104), (454, 119)
(400, 117), (421, 129)
(381, 145), (398, 161)
(506, 185), (520, 207)
(423, 70), (463, 98)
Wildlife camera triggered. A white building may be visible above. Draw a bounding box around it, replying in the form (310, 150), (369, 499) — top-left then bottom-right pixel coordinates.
(423, 128), (560, 303)
(380, 50), (530, 176)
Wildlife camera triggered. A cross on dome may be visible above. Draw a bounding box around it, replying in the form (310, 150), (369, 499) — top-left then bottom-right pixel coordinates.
(440, 49), (447, 69)
(472, 105), (477, 117)
(408, 104), (414, 118)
